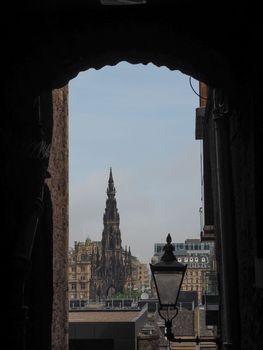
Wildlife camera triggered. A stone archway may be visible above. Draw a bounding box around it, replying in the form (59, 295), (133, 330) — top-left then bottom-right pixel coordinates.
(2, 6), (251, 350)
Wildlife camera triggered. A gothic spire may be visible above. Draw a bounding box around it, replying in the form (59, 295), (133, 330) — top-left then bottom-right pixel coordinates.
(107, 167), (116, 198)
(103, 168), (120, 226)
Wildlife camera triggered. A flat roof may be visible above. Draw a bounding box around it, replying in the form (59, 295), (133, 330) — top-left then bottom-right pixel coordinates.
(69, 307), (148, 350)
(69, 310), (142, 323)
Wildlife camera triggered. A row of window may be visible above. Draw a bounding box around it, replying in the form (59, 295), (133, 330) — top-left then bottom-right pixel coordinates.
(155, 243), (212, 253)
(71, 282), (88, 290)
(69, 266), (89, 272)
(177, 257), (206, 263)
(70, 293), (87, 299)
(181, 285), (201, 292)
(185, 270), (201, 276)
(69, 275), (90, 281)
(184, 279), (201, 284)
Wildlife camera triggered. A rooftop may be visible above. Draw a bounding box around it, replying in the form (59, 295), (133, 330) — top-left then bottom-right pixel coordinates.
(185, 239), (201, 243)
(69, 310), (141, 323)
(69, 306), (148, 350)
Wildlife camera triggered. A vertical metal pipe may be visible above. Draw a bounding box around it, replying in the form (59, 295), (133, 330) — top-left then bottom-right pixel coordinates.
(212, 89), (240, 349)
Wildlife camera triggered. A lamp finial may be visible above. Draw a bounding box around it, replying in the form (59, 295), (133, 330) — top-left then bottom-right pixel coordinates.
(161, 233), (176, 262)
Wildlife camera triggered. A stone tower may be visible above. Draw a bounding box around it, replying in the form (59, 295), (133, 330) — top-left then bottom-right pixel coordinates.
(90, 168), (132, 299)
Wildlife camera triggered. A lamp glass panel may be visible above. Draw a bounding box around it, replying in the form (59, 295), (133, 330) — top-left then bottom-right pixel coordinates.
(154, 270), (183, 306)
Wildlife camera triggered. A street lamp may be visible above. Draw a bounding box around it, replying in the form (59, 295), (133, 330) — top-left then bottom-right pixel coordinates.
(150, 234), (186, 341)
(150, 234), (219, 345)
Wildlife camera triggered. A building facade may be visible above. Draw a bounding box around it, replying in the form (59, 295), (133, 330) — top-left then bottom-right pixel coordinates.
(151, 239), (217, 302)
(137, 263), (151, 292)
(68, 239), (101, 303)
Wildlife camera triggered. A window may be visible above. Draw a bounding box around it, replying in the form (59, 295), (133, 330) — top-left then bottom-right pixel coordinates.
(157, 245), (162, 253)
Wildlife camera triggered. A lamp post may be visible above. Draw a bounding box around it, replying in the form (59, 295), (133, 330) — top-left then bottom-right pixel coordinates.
(150, 234), (219, 345)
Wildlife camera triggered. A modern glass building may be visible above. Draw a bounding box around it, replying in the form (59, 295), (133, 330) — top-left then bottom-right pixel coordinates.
(154, 238), (214, 256)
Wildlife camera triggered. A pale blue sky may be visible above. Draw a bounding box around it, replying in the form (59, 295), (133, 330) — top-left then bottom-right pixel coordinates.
(69, 62), (201, 264)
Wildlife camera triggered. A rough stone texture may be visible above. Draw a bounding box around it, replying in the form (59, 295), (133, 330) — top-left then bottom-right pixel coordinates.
(47, 86), (69, 350)
(138, 312), (160, 350)
(229, 91), (263, 350)
(173, 310), (195, 336)
(138, 334), (159, 350)
(204, 88), (263, 349)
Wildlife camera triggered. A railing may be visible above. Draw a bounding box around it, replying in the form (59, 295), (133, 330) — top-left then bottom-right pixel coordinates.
(69, 298), (139, 310)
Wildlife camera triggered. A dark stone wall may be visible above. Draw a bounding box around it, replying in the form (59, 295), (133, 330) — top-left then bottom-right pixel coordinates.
(204, 85), (263, 349)
(229, 89), (263, 350)
(1, 86), (54, 349)
(25, 185), (53, 350)
(24, 91), (54, 350)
